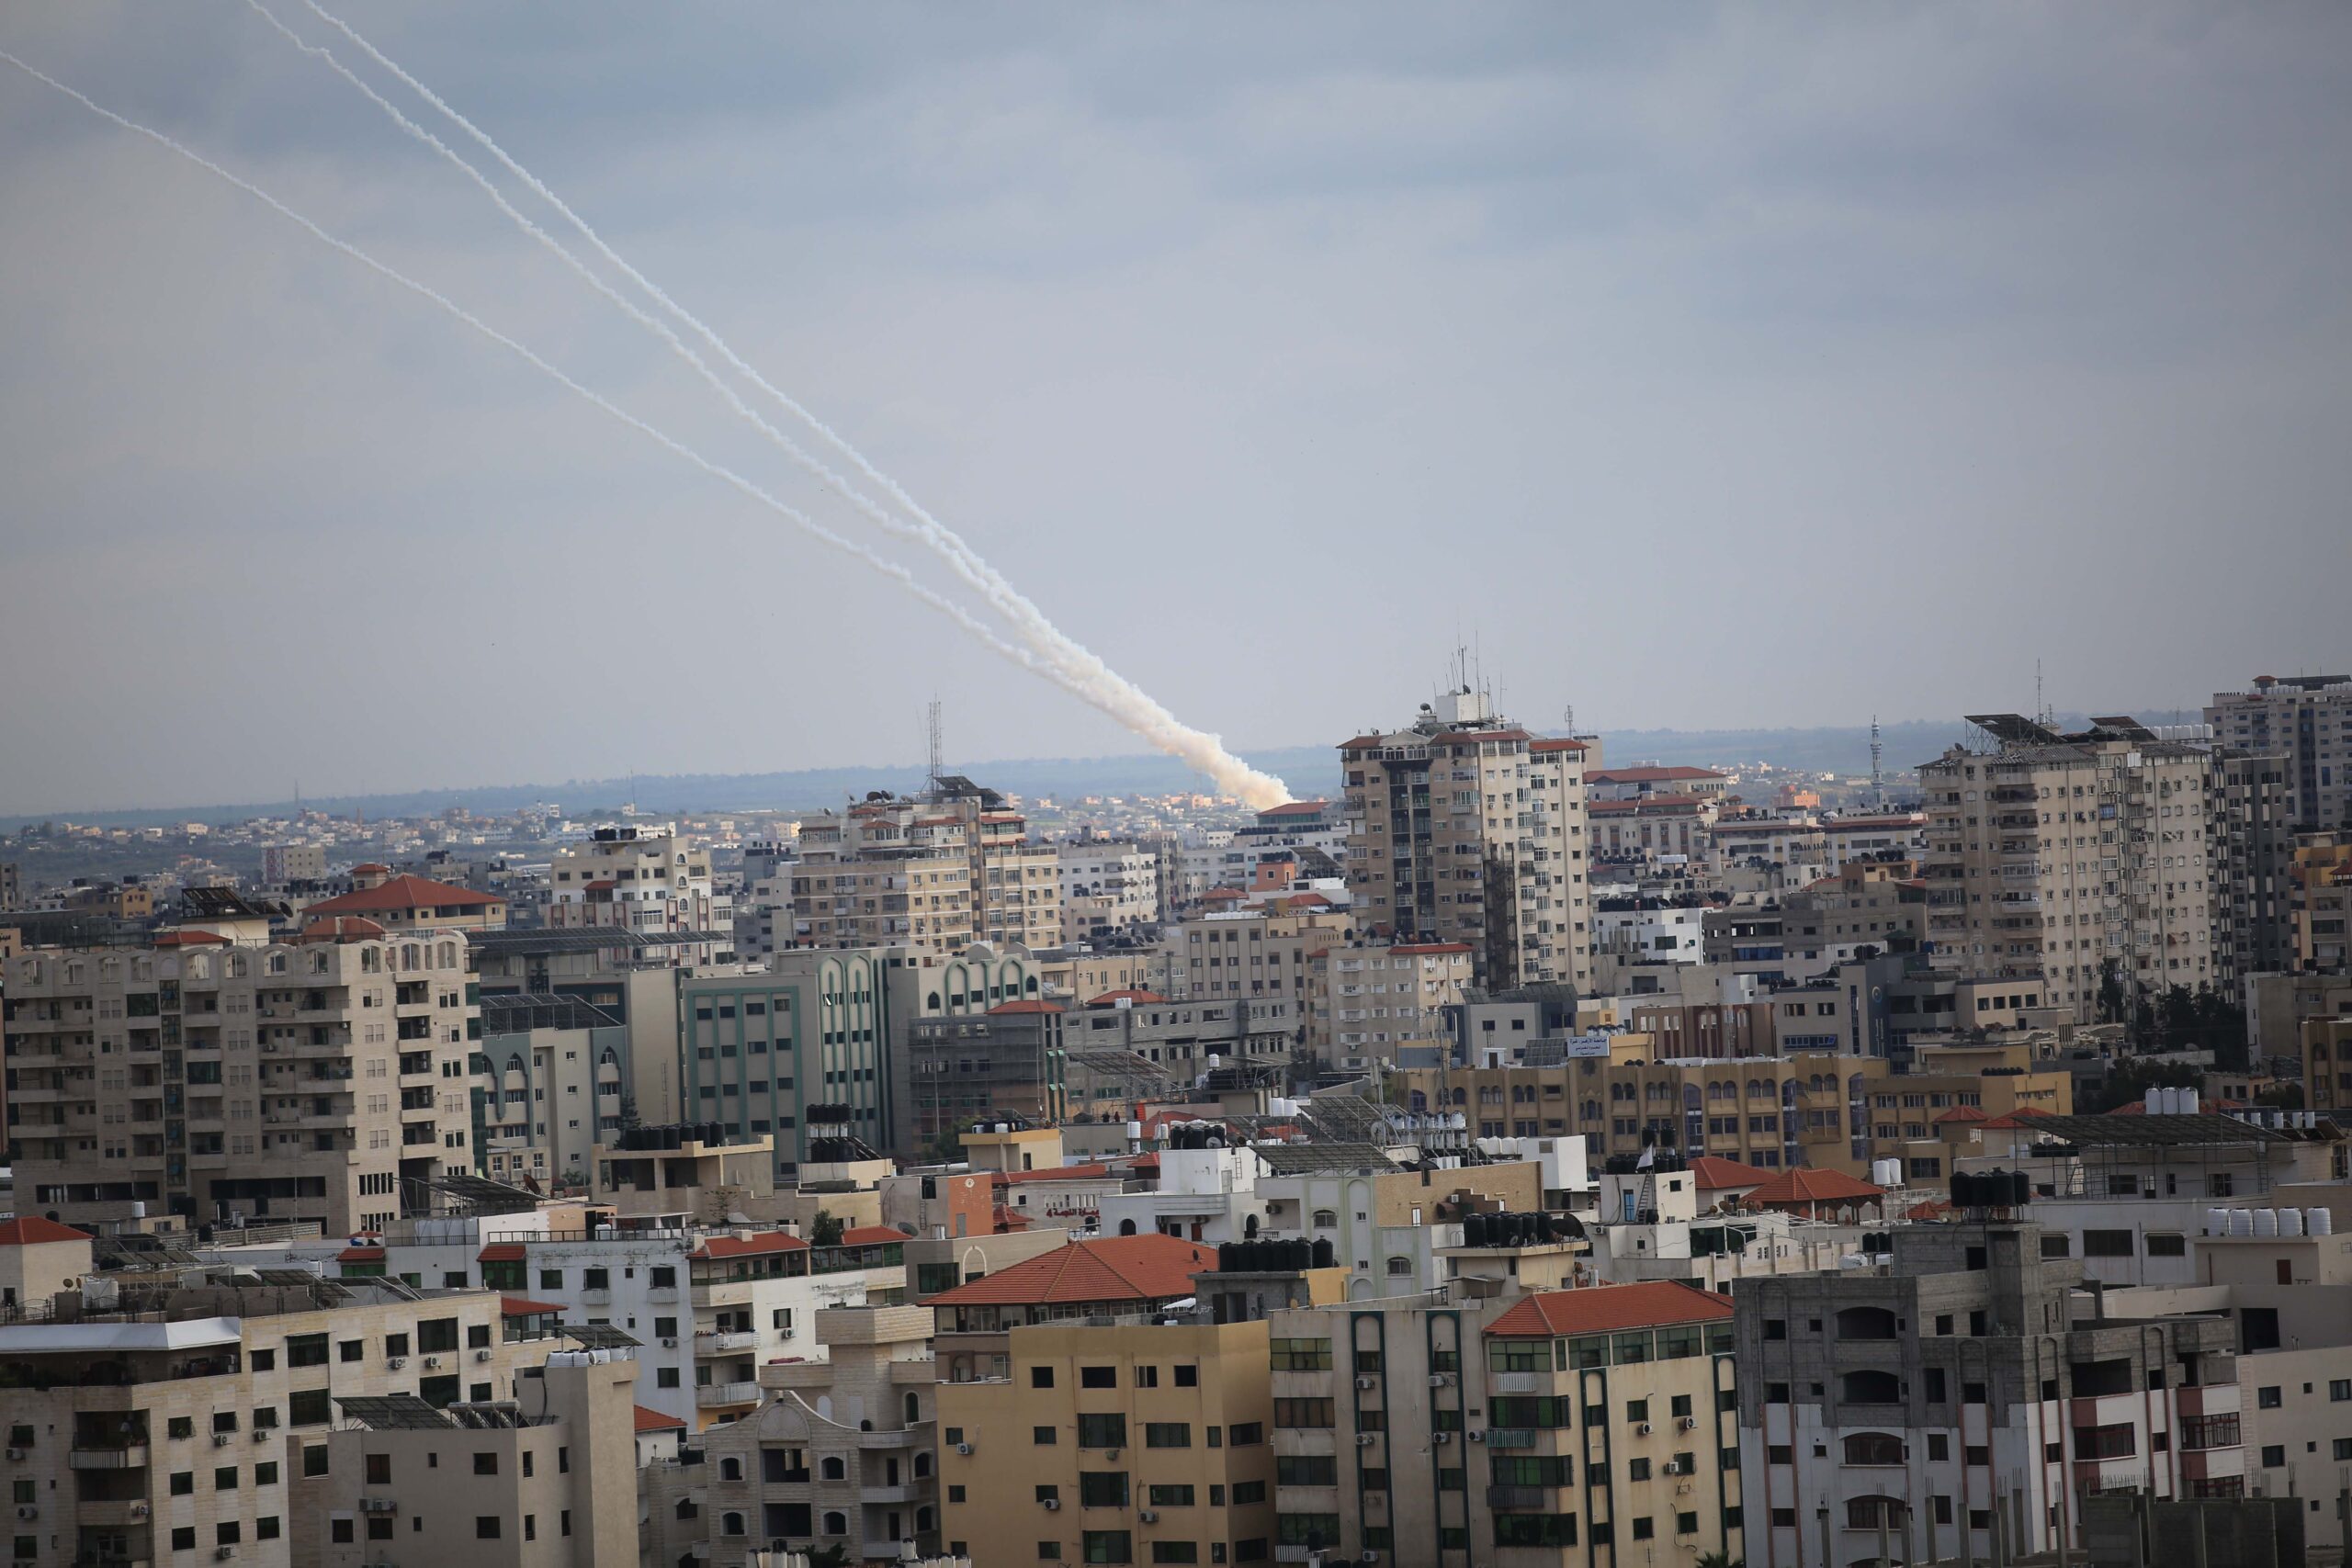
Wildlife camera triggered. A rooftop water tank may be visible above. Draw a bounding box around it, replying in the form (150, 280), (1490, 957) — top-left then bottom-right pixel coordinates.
(2280, 1208), (2305, 1237)
(2253, 1209), (2279, 1238)
(2312, 1208), (2335, 1237)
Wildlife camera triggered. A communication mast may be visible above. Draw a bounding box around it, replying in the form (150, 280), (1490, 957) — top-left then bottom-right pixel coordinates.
(926, 698), (945, 790)
(1870, 716), (1883, 807)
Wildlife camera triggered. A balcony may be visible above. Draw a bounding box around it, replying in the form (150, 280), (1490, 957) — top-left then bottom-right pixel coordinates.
(69, 1446), (149, 1471)
(695, 1329), (759, 1354)
(696, 1381), (762, 1409)
(1487, 1484), (1558, 1510)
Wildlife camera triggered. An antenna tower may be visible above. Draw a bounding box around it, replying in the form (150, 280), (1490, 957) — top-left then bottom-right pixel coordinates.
(1869, 716), (1883, 807)
(926, 699), (944, 789)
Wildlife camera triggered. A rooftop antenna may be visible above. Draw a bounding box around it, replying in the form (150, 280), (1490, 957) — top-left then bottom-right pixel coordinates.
(1870, 716), (1883, 806)
(926, 697), (945, 790)
(2035, 660), (2053, 728)
(1562, 703), (1576, 735)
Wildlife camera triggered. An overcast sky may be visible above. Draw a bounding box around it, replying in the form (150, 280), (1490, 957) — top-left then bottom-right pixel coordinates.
(3, 4), (2347, 813)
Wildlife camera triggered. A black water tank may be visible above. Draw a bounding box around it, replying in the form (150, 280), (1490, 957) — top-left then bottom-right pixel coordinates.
(1291, 1240), (1311, 1272)
(2008, 1170), (2031, 1209)
(1464, 1213), (1487, 1247)
(1217, 1243), (1236, 1272)
(1951, 1172), (1976, 1210)
(1312, 1238), (1337, 1269)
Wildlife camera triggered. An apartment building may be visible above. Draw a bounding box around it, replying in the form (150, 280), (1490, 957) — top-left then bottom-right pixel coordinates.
(935, 1316), (1279, 1567)
(1305, 939), (1476, 1072)
(0, 1269), (567, 1568)
(642, 1303), (944, 1564)
(547, 827), (730, 962)
(477, 992), (630, 1190)
(260, 843), (327, 885)
(1776, 862), (1927, 978)
(1921, 715), (2222, 1022)
(675, 954), (900, 1178)
(5, 924), (479, 1235)
(2206, 673), (2352, 831)
(1340, 689), (1591, 991)
(792, 783), (1060, 956)
(2291, 832), (2352, 973)
(1163, 905), (1351, 1009)
(905, 999), (1066, 1146)
(0, 861), (19, 909)
(927, 1233), (1217, 1385)
(290, 1349), (638, 1568)
(2211, 750), (2297, 979)
(1587, 766), (1730, 802)
(1734, 1219), (2245, 1565)
(1057, 839), (1161, 943)
(1587, 795), (1716, 863)
(1818, 812), (1928, 874)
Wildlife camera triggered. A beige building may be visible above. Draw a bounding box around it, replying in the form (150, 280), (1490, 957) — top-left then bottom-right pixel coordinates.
(644, 1303), (943, 1564)
(302, 865), (508, 932)
(1306, 939), (1476, 1071)
(547, 827), (729, 962)
(794, 782), (1061, 957)
(259, 843), (327, 886)
(1267, 1279), (1742, 1566)
(936, 1316), (1279, 1567)
(291, 1348), (638, 1567)
(1340, 691), (1592, 991)
(1163, 905), (1351, 1009)
(0, 1269), (572, 1568)
(5, 924), (480, 1235)
(1921, 716), (2222, 1021)
(0, 1214), (95, 1314)
(1057, 840), (1161, 944)
(2205, 672), (2352, 831)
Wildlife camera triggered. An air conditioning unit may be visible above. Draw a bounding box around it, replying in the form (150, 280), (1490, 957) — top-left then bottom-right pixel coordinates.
(1678, 1416), (1697, 1431)
(422, 1357), (442, 1370)
(1355, 1434), (1376, 1447)
(1355, 1375), (1377, 1390)
(1664, 1459), (1687, 1475)
(213, 1433), (235, 1448)
(661, 1337), (680, 1348)
(1361, 1554), (1380, 1564)
(360, 1498), (398, 1514)
(2, 1449), (20, 1461)
(1104, 1449), (1121, 1461)
(1467, 1431), (1487, 1444)
(1042, 1498), (1060, 1512)
(216, 1550), (238, 1562)
(1427, 1373), (1453, 1388)
(956, 1443), (973, 1457)
(1433, 1431), (1453, 1445)
(474, 1349), (492, 1362)
(387, 1357), (407, 1370)
(1139, 1511), (1159, 1524)
(254, 1429), (272, 1444)
(1637, 1423), (1653, 1436)
(130, 1504), (149, 1518)
(14, 1506), (35, 1521)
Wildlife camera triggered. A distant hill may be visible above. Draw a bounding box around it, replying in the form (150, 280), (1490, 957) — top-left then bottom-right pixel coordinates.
(0, 717), (2054, 830)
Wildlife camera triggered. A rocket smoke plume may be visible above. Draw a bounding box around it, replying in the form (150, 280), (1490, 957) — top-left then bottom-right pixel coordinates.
(0, 49), (1125, 705)
(262, 0), (1295, 809)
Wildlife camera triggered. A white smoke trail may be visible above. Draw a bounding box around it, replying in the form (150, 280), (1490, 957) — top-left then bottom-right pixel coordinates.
(279, 0), (1294, 809)
(0, 48), (1091, 694)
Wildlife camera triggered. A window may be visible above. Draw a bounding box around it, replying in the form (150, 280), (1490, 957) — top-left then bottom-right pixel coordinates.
(474, 1452), (498, 1475)
(1034, 1427), (1057, 1445)
(1269, 1338), (1331, 1371)
(1081, 1365), (1117, 1388)
(340, 1338), (364, 1363)
(1173, 1364), (1198, 1388)
(303, 1445), (329, 1478)
(1080, 1472), (1130, 1507)
(1149, 1484), (1196, 1507)
(170, 1472), (195, 1496)
(1273, 1400), (1334, 1428)
(1151, 1547), (1198, 1564)
(2333, 1380), (2352, 1403)
(417, 1318), (459, 1354)
(286, 1332), (329, 1368)
(1076, 1414), (1126, 1448)
(1031, 1366), (1056, 1388)
(476, 1517), (502, 1540)
(289, 1389), (332, 1427)
(1227, 1423), (1263, 1446)
(1083, 1531), (1135, 1564)
(2258, 1386), (2283, 1409)
(254, 1462), (277, 1486)
(1146, 1424), (1191, 1449)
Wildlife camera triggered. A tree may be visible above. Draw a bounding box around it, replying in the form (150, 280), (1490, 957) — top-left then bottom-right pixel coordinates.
(809, 1209), (845, 1248)
(2256, 1082), (2306, 1111)
(1695, 1552), (1746, 1568)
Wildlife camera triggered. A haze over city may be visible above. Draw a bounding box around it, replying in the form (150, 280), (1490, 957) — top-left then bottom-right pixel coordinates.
(2, 11), (2351, 1568)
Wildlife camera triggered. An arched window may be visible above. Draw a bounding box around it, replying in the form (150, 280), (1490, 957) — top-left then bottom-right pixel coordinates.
(1385, 1256), (1412, 1277)
(310, 951), (330, 975)
(720, 1512), (745, 1537)
(917, 1506), (934, 1531)
(1243, 1214), (1260, 1238)
(822, 1512), (848, 1536)
(439, 942), (457, 968)
(1118, 1218), (1138, 1236)
(269, 953), (288, 975)
(1843, 1432), (1905, 1467)
(1024, 975), (1039, 995)
(1840, 1370), (1901, 1404)
(820, 1457), (846, 1481)
(673, 1498), (697, 1519)
(913, 1450), (931, 1477)
(1312, 1210), (1339, 1229)
(361, 946), (381, 973)
(719, 1457), (741, 1481)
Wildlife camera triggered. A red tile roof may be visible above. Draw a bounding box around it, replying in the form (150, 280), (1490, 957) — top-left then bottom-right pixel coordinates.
(1979, 1107), (2053, 1130)
(1487, 1280), (1733, 1337)
(477, 1243), (526, 1263)
(990, 1204), (1030, 1233)
(1087, 989), (1167, 1007)
(634, 1404), (686, 1433)
(335, 1245), (385, 1263)
(1747, 1168), (1885, 1205)
(838, 1226), (911, 1247)
(925, 1234), (1217, 1307)
(987, 999), (1063, 1016)
(1260, 800), (1329, 817)
(1905, 1201), (1953, 1221)
(500, 1296), (564, 1316)
(1531, 737), (1589, 754)
(0, 1216), (91, 1247)
(690, 1231), (810, 1260)
(1685, 1156), (1767, 1190)
(153, 930), (230, 947)
(305, 874), (503, 917)
(1935, 1106), (1989, 1124)
(1390, 942), (1473, 956)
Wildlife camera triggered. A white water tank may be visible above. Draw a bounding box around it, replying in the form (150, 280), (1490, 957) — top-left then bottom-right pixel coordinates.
(2312, 1208), (2335, 1236)
(2228, 1209), (2255, 1236)
(2204, 1208), (2227, 1236)
(2180, 1089), (2199, 1117)
(1871, 1159), (1903, 1188)
(2253, 1209), (2279, 1237)
(2279, 1208), (2305, 1237)
(2145, 1089), (2165, 1115)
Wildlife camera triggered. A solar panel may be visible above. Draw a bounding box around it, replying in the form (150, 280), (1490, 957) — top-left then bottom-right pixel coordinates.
(1252, 1142), (1401, 1175)
(562, 1322), (642, 1349)
(334, 1394), (452, 1430)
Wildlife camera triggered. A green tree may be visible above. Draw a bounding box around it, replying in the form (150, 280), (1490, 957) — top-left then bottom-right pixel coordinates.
(809, 1209), (845, 1248)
